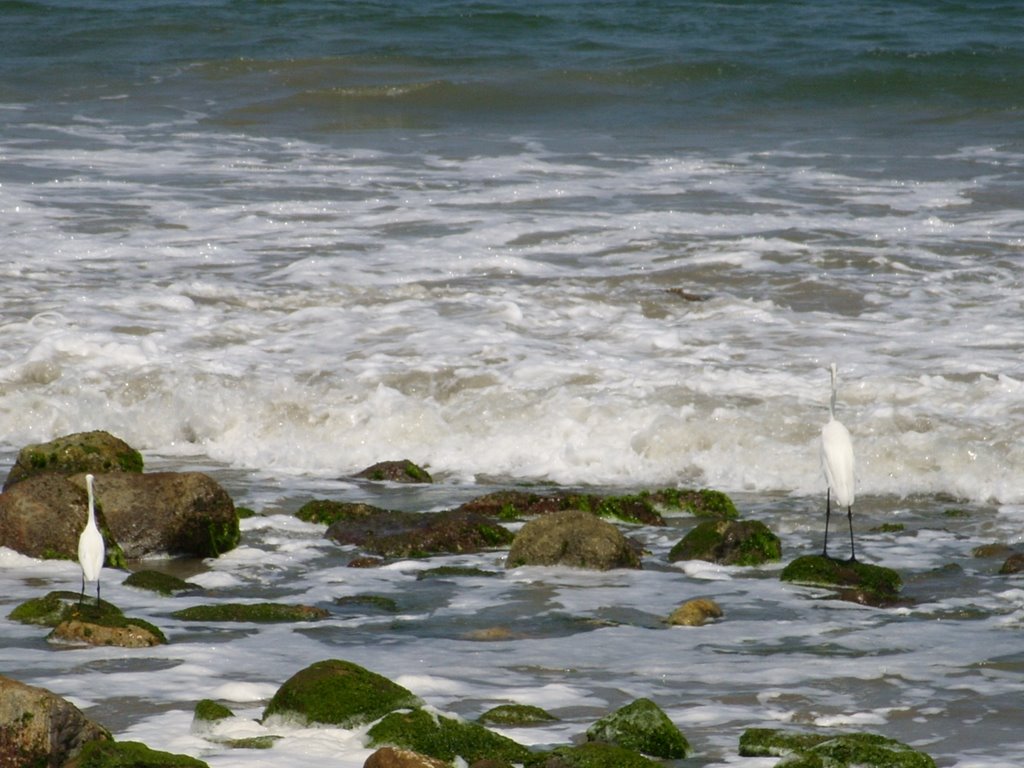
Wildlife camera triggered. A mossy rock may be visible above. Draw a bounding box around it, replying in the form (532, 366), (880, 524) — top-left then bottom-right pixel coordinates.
(193, 699), (234, 722)
(123, 570), (201, 596)
(69, 739), (209, 767)
(171, 603), (329, 623)
(780, 555), (901, 606)
(667, 597), (723, 627)
(738, 728), (937, 767)
(295, 500), (388, 526)
(263, 659), (422, 728)
(506, 509), (642, 571)
(356, 460), (433, 484)
(478, 704), (558, 726)
(49, 602), (167, 647)
(367, 708), (531, 765)
(235, 506), (256, 519)
(326, 508), (514, 558)
(9, 590), (115, 627)
(335, 594), (400, 612)
(525, 742), (660, 768)
(4, 430), (144, 490)
(646, 488), (738, 519)
(416, 566), (502, 580)
(560, 494), (664, 526)
(585, 698), (690, 759)
(669, 519), (781, 566)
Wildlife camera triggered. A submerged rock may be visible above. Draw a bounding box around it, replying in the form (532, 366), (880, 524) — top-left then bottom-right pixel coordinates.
(525, 743), (660, 768)
(585, 698), (690, 759)
(66, 739), (210, 767)
(363, 747), (449, 768)
(780, 554), (902, 606)
(356, 460), (433, 484)
(0, 674), (110, 766)
(998, 552), (1024, 575)
(10, 591), (167, 647)
(3, 430), (143, 490)
(367, 708), (531, 765)
(668, 519), (781, 566)
(738, 727), (937, 767)
(263, 659), (422, 728)
(506, 509), (642, 570)
(478, 704), (558, 727)
(645, 488), (738, 519)
(667, 598), (723, 627)
(171, 602), (329, 623)
(326, 507), (513, 557)
(124, 569), (202, 595)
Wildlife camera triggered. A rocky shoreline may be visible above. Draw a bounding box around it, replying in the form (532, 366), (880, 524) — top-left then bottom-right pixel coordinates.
(0, 430), (1002, 766)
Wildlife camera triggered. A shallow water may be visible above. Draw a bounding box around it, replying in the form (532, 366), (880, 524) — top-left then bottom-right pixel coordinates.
(3, 461), (1024, 767)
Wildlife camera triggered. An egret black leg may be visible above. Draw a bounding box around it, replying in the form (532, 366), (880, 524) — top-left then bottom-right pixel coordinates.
(822, 488), (832, 558)
(847, 506), (856, 562)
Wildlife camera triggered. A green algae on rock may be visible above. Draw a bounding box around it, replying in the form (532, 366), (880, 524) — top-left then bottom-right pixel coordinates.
(69, 739), (209, 767)
(171, 602), (329, 623)
(669, 519), (781, 566)
(585, 698), (690, 759)
(193, 699), (235, 723)
(478, 704), (558, 726)
(263, 659), (422, 728)
(10, 591), (167, 647)
(367, 708), (531, 765)
(124, 570), (201, 596)
(738, 728), (937, 767)
(524, 742), (660, 768)
(296, 499), (386, 526)
(506, 509), (642, 570)
(3, 430), (144, 490)
(645, 488), (739, 519)
(780, 554), (901, 606)
(356, 459), (433, 484)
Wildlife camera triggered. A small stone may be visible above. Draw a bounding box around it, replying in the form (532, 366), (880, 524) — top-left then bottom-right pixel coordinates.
(364, 747), (449, 768)
(667, 598), (723, 627)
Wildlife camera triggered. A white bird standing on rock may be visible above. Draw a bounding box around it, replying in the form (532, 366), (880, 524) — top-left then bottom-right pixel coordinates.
(78, 473), (105, 604)
(821, 362), (856, 561)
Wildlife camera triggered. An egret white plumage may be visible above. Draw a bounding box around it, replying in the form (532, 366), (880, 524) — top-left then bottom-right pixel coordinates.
(77, 473), (105, 604)
(820, 362), (856, 560)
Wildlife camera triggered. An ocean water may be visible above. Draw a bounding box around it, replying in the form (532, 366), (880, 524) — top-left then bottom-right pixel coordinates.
(2, 1), (1024, 765)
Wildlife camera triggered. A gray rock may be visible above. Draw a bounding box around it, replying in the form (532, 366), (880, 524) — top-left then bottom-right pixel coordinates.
(505, 509), (642, 570)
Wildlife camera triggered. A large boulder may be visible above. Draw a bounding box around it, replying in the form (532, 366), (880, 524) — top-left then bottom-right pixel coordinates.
(325, 508), (513, 558)
(505, 509), (642, 570)
(780, 554), (902, 607)
(668, 519), (781, 566)
(3, 430), (143, 490)
(0, 674), (110, 766)
(0, 473), (124, 566)
(262, 659), (422, 728)
(0, 471), (238, 561)
(91, 472), (239, 559)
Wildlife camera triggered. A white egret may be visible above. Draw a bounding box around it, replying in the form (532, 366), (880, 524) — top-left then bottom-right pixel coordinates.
(77, 473), (105, 604)
(820, 362), (856, 561)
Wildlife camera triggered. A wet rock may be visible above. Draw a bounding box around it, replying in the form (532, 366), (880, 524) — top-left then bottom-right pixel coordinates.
(123, 569), (202, 595)
(335, 594), (400, 613)
(478, 704), (558, 726)
(89, 471), (239, 559)
(0, 674), (110, 766)
(356, 460), (433, 484)
(972, 542), (1014, 559)
(998, 552), (1024, 575)
(46, 600), (167, 647)
(326, 508), (513, 558)
(525, 743), (660, 767)
(644, 488), (738, 518)
(0, 473), (125, 566)
(585, 698), (691, 759)
(505, 509), (642, 570)
(11, 591), (167, 647)
(3, 430), (143, 490)
(367, 708), (531, 765)
(297, 499), (387, 526)
(263, 659), (422, 728)
(738, 727), (937, 767)
(364, 747), (449, 768)
(171, 602), (329, 623)
(667, 597), (723, 627)
(458, 490), (665, 525)
(668, 519), (781, 566)
(780, 554), (902, 607)
(193, 699), (235, 723)
(65, 739), (210, 767)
